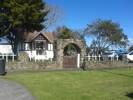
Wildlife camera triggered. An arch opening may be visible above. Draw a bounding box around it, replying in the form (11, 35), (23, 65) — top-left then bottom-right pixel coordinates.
(63, 43), (81, 56)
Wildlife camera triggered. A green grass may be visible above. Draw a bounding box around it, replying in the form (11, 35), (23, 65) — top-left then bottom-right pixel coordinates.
(3, 68), (133, 100)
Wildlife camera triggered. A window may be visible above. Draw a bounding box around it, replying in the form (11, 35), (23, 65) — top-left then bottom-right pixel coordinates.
(48, 44), (53, 51)
(35, 41), (47, 55)
(36, 41), (44, 50)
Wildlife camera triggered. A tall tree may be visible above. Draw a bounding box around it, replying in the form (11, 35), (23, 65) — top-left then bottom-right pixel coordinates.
(0, 0), (49, 54)
(44, 5), (62, 31)
(84, 19), (128, 54)
(128, 45), (133, 52)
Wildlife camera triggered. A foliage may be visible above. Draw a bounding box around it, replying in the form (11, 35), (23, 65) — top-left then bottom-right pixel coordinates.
(56, 26), (75, 39)
(128, 45), (133, 52)
(35, 60), (53, 68)
(0, 0), (49, 53)
(4, 69), (133, 100)
(56, 26), (86, 56)
(64, 43), (80, 56)
(86, 46), (91, 54)
(84, 19), (128, 54)
(56, 26), (86, 44)
(44, 5), (62, 31)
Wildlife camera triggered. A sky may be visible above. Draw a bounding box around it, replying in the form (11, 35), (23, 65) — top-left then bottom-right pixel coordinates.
(45, 0), (133, 44)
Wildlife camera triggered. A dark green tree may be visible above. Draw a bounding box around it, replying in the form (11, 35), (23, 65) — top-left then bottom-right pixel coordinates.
(0, 0), (49, 54)
(84, 19), (128, 54)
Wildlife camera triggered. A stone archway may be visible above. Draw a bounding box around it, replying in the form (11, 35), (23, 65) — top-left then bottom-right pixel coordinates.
(63, 43), (81, 68)
(63, 43), (81, 56)
(56, 39), (86, 68)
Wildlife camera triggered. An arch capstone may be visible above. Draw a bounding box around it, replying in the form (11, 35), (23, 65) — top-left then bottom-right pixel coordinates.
(55, 39), (86, 68)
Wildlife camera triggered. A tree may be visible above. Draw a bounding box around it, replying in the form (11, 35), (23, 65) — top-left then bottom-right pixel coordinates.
(55, 26), (86, 40)
(43, 5), (63, 31)
(56, 26), (75, 39)
(128, 45), (133, 52)
(84, 19), (128, 55)
(55, 26), (86, 56)
(0, 0), (49, 54)
(86, 46), (91, 54)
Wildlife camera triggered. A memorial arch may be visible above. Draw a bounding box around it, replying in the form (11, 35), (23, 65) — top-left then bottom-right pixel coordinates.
(56, 39), (86, 68)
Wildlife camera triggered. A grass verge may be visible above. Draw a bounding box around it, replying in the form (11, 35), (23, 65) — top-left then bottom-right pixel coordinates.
(2, 68), (133, 100)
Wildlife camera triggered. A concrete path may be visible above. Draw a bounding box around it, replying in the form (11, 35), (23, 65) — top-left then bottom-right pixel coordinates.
(0, 79), (36, 100)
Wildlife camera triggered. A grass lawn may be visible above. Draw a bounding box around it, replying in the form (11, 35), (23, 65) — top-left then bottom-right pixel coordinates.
(2, 68), (133, 100)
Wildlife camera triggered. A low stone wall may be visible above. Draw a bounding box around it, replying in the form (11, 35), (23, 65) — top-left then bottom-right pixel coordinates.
(6, 52), (57, 72)
(5, 52), (133, 72)
(85, 61), (133, 70)
(6, 61), (57, 72)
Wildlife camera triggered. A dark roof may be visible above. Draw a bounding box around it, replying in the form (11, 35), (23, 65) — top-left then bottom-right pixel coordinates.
(25, 31), (54, 43)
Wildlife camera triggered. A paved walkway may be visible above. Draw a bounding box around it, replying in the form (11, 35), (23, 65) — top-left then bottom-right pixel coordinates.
(0, 79), (35, 100)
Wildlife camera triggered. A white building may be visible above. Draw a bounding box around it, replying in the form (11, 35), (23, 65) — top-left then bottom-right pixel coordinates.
(0, 44), (13, 54)
(0, 31), (54, 61)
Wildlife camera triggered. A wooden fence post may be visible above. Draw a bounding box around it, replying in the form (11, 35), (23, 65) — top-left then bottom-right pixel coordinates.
(6, 54), (8, 62)
(88, 54), (91, 61)
(99, 55), (101, 61)
(116, 55), (119, 61)
(2, 54), (4, 59)
(12, 54), (15, 62)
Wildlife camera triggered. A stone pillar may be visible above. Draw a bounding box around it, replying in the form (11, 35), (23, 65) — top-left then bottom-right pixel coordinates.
(56, 40), (63, 68)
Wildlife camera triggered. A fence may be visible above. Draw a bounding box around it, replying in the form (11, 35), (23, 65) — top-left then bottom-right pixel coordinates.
(0, 53), (16, 62)
(85, 54), (122, 62)
(83, 54), (133, 70)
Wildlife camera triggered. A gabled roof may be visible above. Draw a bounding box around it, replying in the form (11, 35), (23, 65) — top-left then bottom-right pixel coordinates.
(25, 31), (54, 43)
(42, 32), (54, 43)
